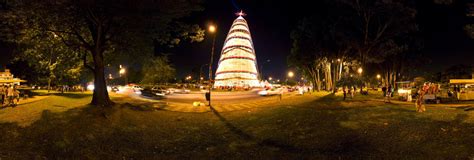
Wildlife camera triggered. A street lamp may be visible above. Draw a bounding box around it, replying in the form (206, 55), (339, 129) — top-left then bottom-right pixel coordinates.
(268, 77), (272, 81)
(357, 67), (363, 93)
(119, 65), (127, 85)
(199, 64), (208, 84)
(207, 24), (217, 106)
(376, 74), (381, 86)
(288, 71), (294, 78)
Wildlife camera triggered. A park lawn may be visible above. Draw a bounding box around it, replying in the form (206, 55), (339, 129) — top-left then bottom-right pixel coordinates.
(0, 91), (474, 159)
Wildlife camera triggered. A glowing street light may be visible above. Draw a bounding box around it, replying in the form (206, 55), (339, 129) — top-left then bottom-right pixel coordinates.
(288, 71), (294, 78)
(376, 74), (381, 79)
(208, 25), (216, 33)
(269, 77), (273, 81)
(119, 65), (127, 85)
(357, 67), (363, 74)
(207, 24), (217, 106)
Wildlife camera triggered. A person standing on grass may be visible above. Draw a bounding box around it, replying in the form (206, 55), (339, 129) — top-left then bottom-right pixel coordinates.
(0, 85), (5, 106)
(386, 84), (392, 103)
(415, 86), (426, 112)
(343, 86), (347, 100)
(7, 85), (14, 106)
(382, 85), (387, 98)
(14, 85), (20, 104)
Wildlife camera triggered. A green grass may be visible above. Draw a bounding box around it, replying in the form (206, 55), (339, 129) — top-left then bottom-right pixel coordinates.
(0, 92), (474, 159)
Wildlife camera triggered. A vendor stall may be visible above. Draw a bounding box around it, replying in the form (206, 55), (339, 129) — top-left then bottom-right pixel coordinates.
(449, 79), (474, 100)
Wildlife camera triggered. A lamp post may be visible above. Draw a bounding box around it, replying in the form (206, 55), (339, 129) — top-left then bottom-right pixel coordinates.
(199, 64), (208, 84)
(376, 74), (381, 86)
(208, 24), (217, 106)
(119, 65), (127, 86)
(287, 71), (294, 85)
(357, 67), (363, 93)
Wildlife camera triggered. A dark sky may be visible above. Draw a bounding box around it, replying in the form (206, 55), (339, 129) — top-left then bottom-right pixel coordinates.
(1, 0), (473, 79)
(170, 0), (311, 80)
(171, 0), (474, 80)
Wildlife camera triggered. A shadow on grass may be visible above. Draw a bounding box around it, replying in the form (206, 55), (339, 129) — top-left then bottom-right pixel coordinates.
(1, 96), (474, 159)
(51, 93), (91, 99)
(209, 106), (309, 153)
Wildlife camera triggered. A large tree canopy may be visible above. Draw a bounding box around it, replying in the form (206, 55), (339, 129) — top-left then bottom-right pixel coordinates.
(1, 0), (204, 106)
(289, 0), (420, 91)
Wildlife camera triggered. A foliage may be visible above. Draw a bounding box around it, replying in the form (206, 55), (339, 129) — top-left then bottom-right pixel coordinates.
(0, 0), (204, 106)
(336, 76), (363, 87)
(289, 0), (421, 92)
(465, 24), (474, 39)
(141, 56), (176, 85)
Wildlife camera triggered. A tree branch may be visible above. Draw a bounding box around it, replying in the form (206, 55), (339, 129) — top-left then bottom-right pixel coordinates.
(83, 52), (95, 72)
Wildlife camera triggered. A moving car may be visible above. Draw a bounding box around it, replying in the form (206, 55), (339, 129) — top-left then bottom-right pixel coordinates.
(258, 88), (282, 96)
(141, 88), (166, 97)
(151, 86), (171, 95)
(171, 87), (190, 94)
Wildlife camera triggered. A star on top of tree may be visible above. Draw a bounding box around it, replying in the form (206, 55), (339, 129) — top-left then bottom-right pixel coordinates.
(235, 10), (246, 17)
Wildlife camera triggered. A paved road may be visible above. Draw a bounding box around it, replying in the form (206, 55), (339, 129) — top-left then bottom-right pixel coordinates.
(119, 88), (296, 112)
(162, 91), (269, 104)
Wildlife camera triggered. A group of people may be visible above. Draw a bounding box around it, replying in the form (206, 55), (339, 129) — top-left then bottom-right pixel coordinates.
(382, 85), (394, 103)
(0, 84), (20, 107)
(342, 86), (357, 100)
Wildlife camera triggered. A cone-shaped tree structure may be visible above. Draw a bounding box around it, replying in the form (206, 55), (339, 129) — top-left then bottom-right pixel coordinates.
(214, 12), (260, 87)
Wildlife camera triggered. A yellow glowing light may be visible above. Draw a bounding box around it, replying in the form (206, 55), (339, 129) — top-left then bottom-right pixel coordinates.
(288, 71), (294, 78)
(357, 67), (363, 74)
(208, 25), (216, 33)
(376, 74), (381, 79)
(119, 68), (126, 74)
(269, 77), (272, 81)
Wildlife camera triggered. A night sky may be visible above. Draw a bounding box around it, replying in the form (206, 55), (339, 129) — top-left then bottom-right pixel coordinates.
(171, 0), (474, 80)
(1, 0), (473, 80)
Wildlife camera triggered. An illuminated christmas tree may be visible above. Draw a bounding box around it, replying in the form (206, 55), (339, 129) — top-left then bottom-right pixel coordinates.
(214, 11), (260, 87)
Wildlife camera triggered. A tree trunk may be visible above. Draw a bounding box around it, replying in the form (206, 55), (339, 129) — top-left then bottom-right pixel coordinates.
(47, 77), (52, 93)
(316, 68), (321, 91)
(90, 51), (113, 106)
